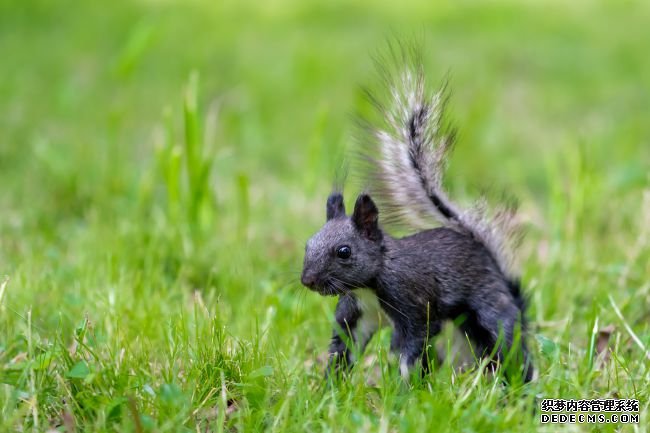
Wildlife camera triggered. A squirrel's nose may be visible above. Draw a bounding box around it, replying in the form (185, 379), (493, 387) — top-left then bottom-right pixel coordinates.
(301, 272), (316, 288)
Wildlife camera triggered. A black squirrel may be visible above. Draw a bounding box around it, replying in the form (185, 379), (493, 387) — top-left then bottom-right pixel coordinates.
(301, 45), (533, 383)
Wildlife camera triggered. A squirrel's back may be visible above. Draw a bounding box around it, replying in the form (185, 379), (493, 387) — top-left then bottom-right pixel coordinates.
(385, 227), (514, 304)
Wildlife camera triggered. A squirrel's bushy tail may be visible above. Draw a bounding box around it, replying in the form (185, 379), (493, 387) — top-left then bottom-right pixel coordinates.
(360, 43), (520, 281)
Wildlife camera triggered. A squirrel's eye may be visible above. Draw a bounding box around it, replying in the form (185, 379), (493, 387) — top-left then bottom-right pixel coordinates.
(336, 245), (351, 259)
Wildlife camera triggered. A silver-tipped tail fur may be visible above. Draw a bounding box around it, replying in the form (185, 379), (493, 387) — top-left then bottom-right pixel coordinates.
(360, 44), (520, 280)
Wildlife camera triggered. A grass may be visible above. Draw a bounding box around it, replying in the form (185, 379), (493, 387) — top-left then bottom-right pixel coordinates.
(1, 0), (649, 431)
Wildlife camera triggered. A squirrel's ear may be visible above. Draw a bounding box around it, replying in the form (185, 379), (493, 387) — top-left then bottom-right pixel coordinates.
(326, 193), (346, 221)
(352, 194), (381, 240)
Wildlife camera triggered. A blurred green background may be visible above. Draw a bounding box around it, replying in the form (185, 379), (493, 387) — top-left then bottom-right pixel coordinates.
(1, 0), (649, 431)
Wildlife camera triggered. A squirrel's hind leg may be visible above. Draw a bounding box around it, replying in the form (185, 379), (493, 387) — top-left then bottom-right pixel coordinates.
(460, 298), (533, 382)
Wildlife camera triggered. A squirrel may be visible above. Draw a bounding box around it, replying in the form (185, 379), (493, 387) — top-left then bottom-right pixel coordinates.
(300, 45), (533, 383)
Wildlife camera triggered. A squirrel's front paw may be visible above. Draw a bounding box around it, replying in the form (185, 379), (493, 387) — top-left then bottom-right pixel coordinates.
(324, 351), (352, 382)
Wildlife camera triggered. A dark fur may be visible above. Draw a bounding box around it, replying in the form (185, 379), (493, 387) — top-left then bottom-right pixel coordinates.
(301, 44), (532, 382)
(302, 194), (533, 382)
